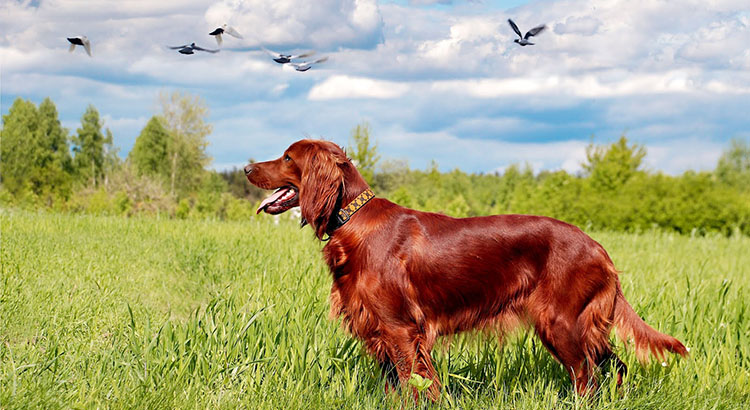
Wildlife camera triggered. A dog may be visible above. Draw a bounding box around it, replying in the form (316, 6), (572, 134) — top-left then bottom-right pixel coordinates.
(244, 139), (687, 400)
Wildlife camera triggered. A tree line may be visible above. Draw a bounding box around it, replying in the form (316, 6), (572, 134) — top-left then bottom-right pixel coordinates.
(1, 94), (749, 235)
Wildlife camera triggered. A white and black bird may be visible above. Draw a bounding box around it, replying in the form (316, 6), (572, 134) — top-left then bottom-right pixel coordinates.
(209, 24), (243, 46)
(262, 47), (315, 64)
(290, 56), (328, 72)
(168, 42), (219, 54)
(67, 36), (91, 57)
(508, 19), (546, 46)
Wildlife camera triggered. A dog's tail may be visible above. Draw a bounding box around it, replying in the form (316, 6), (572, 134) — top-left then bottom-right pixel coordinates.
(613, 276), (688, 362)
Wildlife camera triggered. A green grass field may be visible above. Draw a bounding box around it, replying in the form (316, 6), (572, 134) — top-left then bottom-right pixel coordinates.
(1, 208), (749, 409)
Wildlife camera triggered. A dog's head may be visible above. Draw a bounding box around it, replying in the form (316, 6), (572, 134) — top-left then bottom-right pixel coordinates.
(245, 139), (368, 239)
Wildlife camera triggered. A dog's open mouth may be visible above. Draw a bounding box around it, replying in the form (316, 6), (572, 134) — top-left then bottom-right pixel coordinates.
(257, 186), (299, 214)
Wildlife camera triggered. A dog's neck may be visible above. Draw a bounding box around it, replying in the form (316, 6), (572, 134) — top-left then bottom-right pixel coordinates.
(324, 161), (372, 237)
(339, 161), (371, 208)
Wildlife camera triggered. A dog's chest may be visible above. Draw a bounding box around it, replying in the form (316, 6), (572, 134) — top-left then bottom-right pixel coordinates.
(322, 238), (355, 277)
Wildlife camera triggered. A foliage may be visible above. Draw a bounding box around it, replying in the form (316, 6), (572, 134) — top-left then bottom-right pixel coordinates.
(0, 97), (73, 204)
(72, 104), (116, 187)
(219, 167), (267, 203)
(582, 135), (647, 191)
(2, 96), (749, 237)
(128, 116), (170, 179)
(2, 210), (749, 408)
(716, 138), (750, 191)
(347, 122), (380, 185)
(369, 137), (750, 236)
(157, 90), (213, 196)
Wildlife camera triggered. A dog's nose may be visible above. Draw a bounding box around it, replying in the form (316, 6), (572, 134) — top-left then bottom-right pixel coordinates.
(244, 164), (254, 175)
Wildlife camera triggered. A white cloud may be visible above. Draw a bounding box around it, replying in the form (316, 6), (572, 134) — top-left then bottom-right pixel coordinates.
(308, 75), (411, 99)
(1, 0), (748, 178)
(430, 70), (750, 98)
(645, 138), (725, 173)
(410, 0), (452, 5)
(377, 126), (590, 173)
(204, 0), (383, 49)
(554, 16), (602, 36)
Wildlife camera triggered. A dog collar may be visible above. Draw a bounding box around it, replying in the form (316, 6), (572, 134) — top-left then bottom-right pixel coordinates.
(336, 188), (375, 226)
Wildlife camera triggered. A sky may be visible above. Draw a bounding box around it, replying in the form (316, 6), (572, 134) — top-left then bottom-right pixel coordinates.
(1, 0), (749, 175)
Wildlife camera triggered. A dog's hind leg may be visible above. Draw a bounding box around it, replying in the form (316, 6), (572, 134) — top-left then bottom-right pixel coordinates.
(380, 356), (400, 394)
(533, 314), (596, 395)
(596, 348), (627, 387)
(382, 327), (441, 402)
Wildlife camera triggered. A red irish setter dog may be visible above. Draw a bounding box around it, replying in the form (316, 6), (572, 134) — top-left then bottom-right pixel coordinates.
(245, 139), (687, 400)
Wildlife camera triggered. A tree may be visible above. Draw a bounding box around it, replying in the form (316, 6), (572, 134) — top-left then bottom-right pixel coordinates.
(0, 97), (74, 201)
(72, 104), (114, 187)
(101, 128), (121, 189)
(35, 98), (74, 199)
(129, 116), (170, 178)
(716, 138), (750, 191)
(158, 91), (212, 196)
(582, 135), (646, 191)
(1, 98), (41, 196)
(347, 122), (380, 185)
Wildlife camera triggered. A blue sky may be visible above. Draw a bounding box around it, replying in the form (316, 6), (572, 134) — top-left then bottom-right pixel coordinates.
(1, 0), (749, 175)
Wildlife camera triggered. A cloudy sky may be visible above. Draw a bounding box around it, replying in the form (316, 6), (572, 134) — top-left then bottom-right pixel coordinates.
(1, 0), (749, 175)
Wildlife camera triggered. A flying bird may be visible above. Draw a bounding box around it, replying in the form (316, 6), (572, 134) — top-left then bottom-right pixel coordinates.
(262, 47), (315, 64)
(168, 43), (219, 55)
(67, 36), (91, 57)
(290, 56), (329, 72)
(209, 24), (243, 46)
(508, 19), (546, 46)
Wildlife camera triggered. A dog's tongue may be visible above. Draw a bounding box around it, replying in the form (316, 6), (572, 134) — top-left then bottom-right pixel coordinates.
(257, 187), (290, 214)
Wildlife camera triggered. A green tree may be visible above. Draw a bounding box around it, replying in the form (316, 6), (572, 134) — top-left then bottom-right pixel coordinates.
(158, 91), (212, 196)
(72, 104), (113, 187)
(101, 128), (121, 189)
(347, 122), (380, 185)
(582, 135), (646, 191)
(129, 116), (170, 178)
(1, 98), (41, 196)
(35, 98), (74, 200)
(716, 138), (750, 191)
(0, 97), (74, 201)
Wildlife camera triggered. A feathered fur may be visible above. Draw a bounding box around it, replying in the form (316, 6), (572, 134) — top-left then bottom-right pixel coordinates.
(245, 139), (688, 401)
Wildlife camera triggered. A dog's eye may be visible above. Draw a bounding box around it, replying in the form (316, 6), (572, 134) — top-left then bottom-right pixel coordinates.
(284, 155), (291, 162)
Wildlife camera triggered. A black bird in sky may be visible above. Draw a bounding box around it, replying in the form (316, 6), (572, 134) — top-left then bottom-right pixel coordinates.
(209, 24), (243, 46)
(508, 19), (546, 46)
(168, 42), (219, 54)
(262, 47), (315, 64)
(67, 36), (91, 56)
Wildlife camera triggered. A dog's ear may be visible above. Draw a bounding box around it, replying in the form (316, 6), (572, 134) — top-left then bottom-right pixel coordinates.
(299, 145), (345, 240)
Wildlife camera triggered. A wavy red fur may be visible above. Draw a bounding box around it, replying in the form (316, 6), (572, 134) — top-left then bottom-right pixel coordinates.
(245, 139), (688, 401)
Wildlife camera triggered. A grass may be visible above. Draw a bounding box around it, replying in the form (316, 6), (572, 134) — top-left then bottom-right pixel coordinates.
(1, 208), (749, 409)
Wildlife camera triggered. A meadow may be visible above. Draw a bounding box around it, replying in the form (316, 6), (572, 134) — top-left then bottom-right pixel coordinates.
(1, 208), (749, 409)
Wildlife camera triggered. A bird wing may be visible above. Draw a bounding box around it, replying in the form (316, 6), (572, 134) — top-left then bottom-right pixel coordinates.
(168, 44), (188, 49)
(83, 38), (92, 56)
(312, 56), (329, 65)
(215, 33), (223, 46)
(293, 50), (316, 59)
(224, 26), (243, 39)
(508, 19), (523, 38)
(261, 46), (280, 58)
(68, 43), (76, 53)
(525, 25), (546, 39)
(193, 45), (220, 53)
